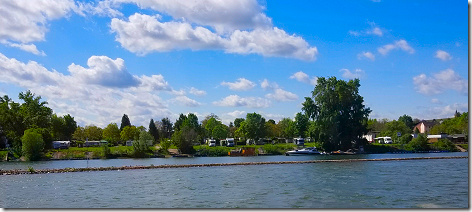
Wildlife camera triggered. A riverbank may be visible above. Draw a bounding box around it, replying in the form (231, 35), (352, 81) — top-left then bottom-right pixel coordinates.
(0, 156), (467, 175)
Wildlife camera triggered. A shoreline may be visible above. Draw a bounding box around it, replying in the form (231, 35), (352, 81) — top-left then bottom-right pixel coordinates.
(1, 156), (467, 176)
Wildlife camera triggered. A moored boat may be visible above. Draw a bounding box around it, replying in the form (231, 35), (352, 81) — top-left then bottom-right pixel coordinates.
(285, 147), (320, 156)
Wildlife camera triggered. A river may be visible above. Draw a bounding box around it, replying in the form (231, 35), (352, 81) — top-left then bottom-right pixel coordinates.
(0, 152), (468, 208)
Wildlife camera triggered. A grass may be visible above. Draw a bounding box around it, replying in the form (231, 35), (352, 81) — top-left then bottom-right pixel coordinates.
(0, 150), (7, 161)
(458, 144), (468, 150)
(194, 142), (302, 156)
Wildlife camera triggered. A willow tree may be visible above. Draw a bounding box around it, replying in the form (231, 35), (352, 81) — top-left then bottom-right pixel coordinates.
(309, 77), (371, 151)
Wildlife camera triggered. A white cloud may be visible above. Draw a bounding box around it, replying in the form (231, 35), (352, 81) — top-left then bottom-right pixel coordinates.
(169, 96), (202, 107)
(417, 103), (468, 120)
(265, 88), (298, 102)
(368, 27), (383, 36)
(260, 79), (297, 102)
(349, 23), (384, 37)
(110, 13), (317, 60)
(340, 69), (365, 79)
(213, 95), (270, 108)
(221, 78), (256, 91)
(189, 87), (206, 96)
(357, 51), (375, 61)
(227, 110), (247, 118)
(0, 0), (82, 54)
(378, 40), (414, 55)
(111, 0), (272, 33)
(435, 50), (452, 61)
(289, 71), (317, 86)
(413, 69), (468, 95)
(430, 98), (443, 104)
(0, 52), (186, 128)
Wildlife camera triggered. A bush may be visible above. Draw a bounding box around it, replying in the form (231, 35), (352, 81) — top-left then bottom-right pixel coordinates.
(430, 139), (458, 152)
(399, 134), (412, 144)
(133, 131), (152, 158)
(21, 129), (45, 161)
(194, 146), (231, 157)
(101, 144), (112, 159)
(159, 138), (172, 154)
(405, 134), (429, 151)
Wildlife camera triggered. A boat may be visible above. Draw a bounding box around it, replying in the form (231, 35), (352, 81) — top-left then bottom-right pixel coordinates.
(285, 147), (320, 156)
(330, 149), (357, 155)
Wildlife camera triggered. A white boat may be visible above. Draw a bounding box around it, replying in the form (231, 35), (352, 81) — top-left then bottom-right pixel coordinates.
(285, 147), (320, 156)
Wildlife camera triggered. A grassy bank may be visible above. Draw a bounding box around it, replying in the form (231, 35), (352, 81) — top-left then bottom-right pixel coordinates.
(45, 146), (160, 160)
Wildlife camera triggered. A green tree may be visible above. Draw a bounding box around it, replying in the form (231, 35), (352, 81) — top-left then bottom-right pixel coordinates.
(120, 125), (140, 141)
(212, 124), (228, 140)
(72, 126), (86, 141)
(301, 97), (317, 121)
(84, 125), (103, 141)
(148, 119), (159, 143)
(50, 114), (65, 140)
(19, 90), (52, 130)
(406, 134), (429, 151)
(398, 114), (414, 130)
(174, 113), (187, 131)
(21, 129), (45, 161)
(265, 121), (279, 139)
(63, 114), (77, 141)
(204, 117), (220, 138)
(133, 131), (152, 158)
(381, 120), (411, 142)
(242, 112), (266, 140)
(120, 114), (131, 131)
(102, 123), (121, 145)
(277, 118), (296, 139)
(294, 112), (309, 137)
(234, 118), (245, 128)
(160, 117), (173, 138)
(172, 121), (197, 154)
(310, 77), (371, 151)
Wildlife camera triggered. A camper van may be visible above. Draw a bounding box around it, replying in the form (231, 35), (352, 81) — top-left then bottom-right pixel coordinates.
(294, 138), (305, 146)
(226, 138), (235, 147)
(208, 139), (216, 147)
(375, 137), (393, 144)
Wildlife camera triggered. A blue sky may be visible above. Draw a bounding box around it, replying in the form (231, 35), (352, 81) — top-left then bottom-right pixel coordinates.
(0, 0), (468, 128)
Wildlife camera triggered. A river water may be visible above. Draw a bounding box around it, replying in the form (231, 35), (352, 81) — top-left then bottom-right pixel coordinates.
(0, 152), (468, 208)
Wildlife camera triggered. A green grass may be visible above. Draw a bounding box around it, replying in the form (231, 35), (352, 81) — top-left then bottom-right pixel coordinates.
(458, 144), (468, 150)
(193, 142), (303, 156)
(0, 150), (7, 161)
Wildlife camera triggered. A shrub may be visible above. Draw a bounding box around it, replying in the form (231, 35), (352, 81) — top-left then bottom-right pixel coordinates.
(133, 131), (152, 158)
(101, 144), (112, 159)
(21, 129), (45, 161)
(159, 138), (172, 154)
(430, 139), (458, 152)
(405, 134), (429, 151)
(399, 134), (412, 144)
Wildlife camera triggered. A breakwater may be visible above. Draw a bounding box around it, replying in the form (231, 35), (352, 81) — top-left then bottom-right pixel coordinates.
(1, 156), (467, 175)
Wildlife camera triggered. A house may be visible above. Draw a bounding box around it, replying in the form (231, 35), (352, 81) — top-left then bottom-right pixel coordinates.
(363, 131), (380, 143)
(427, 133), (448, 143)
(52, 141), (70, 149)
(413, 120), (439, 134)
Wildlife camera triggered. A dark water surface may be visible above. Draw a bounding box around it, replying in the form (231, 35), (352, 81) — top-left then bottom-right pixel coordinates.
(0, 152), (468, 208)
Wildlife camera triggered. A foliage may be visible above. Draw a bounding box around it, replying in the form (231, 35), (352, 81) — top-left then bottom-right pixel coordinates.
(133, 131), (152, 158)
(21, 129), (45, 161)
(405, 134), (429, 151)
(212, 124), (228, 140)
(265, 121), (280, 139)
(429, 112), (468, 136)
(148, 119), (159, 143)
(27, 166), (36, 173)
(398, 134), (413, 144)
(301, 97), (317, 121)
(72, 126), (86, 141)
(430, 139), (458, 152)
(174, 113), (187, 132)
(160, 117), (173, 139)
(172, 121), (197, 154)
(294, 112), (309, 137)
(367, 118), (389, 132)
(101, 144), (112, 159)
(159, 138), (172, 154)
(380, 120), (411, 141)
(84, 125), (103, 141)
(194, 145), (232, 157)
(277, 118), (296, 139)
(102, 123), (121, 145)
(310, 77), (371, 152)
(398, 114), (415, 129)
(234, 118), (245, 128)
(241, 112), (266, 140)
(120, 114), (131, 131)
(120, 125), (140, 141)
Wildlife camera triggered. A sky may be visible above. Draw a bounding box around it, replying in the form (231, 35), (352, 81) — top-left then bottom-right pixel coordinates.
(0, 0), (468, 128)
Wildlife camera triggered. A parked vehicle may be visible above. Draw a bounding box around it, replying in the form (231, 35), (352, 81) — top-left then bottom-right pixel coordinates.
(226, 138), (235, 147)
(294, 138), (305, 146)
(375, 137), (393, 144)
(246, 139), (255, 145)
(285, 147), (320, 156)
(208, 139), (216, 147)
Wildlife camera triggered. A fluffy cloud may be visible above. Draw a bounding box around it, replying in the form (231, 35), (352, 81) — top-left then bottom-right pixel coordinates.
(261, 79), (297, 102)
(111, 0), (272, 33)
(378, 40), (414, 55)
(0, 0), (81, 54)
(430, 98), (443, 104)
(349, 23), (384, 37)
(227, 110), (246, 118)
(189, 87), (206, 96)
(0, 53), (186, 127)
(357, 51), (375, 61)
(169, 96), (202, 107)
(417, 103), (468, 120)
(340, 69), (365, 79)
(110, 13), (317, 60)
(289, 71), (317, 86)
(221, 78), (256, 91)
(413, 69), (468, 95)
(435, 50), (452, 61)
(213, 95), (270, 108)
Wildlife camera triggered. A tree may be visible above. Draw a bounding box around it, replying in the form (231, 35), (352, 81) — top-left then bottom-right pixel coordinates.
(212, 124), (228, 140)
(201, 113), (220, 129)
(148, 119), (159, 143)
(102, 123), (121, 145)
(234, 118), (245, 128)
(406, 134), (429, 151)
(174, 113), (187, 131)
(84, 125), (103, 141)
(120, 125), (140, 141)
(294, 112), (309, 137)
(242, 113), (266, 140)
(310, 77), (371, 151)
(381, 120), (411, 142)
(120, 114), (131, 131)
(160, 117), (173, 138)
(133, 131), (152, 158)
(63, 114), (77, 141)
(277, 118), (296, 139)
(265, 121), (279, 139)
(301, 97), (317, 121)
(72, 126), (86, 141)
(19, 90), (52, 130)
(21, 129), (45, 161)
(398, 114), (414, 130)
(204, 117), (220, 138)
(50, 114), (65, 140)
(172, 121), (197, 154)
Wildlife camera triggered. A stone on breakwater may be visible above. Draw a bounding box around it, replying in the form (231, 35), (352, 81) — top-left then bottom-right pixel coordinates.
(0, 156), (467, 175)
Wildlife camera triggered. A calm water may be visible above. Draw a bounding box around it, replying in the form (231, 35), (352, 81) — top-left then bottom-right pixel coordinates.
(0, 152), (468, 208)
